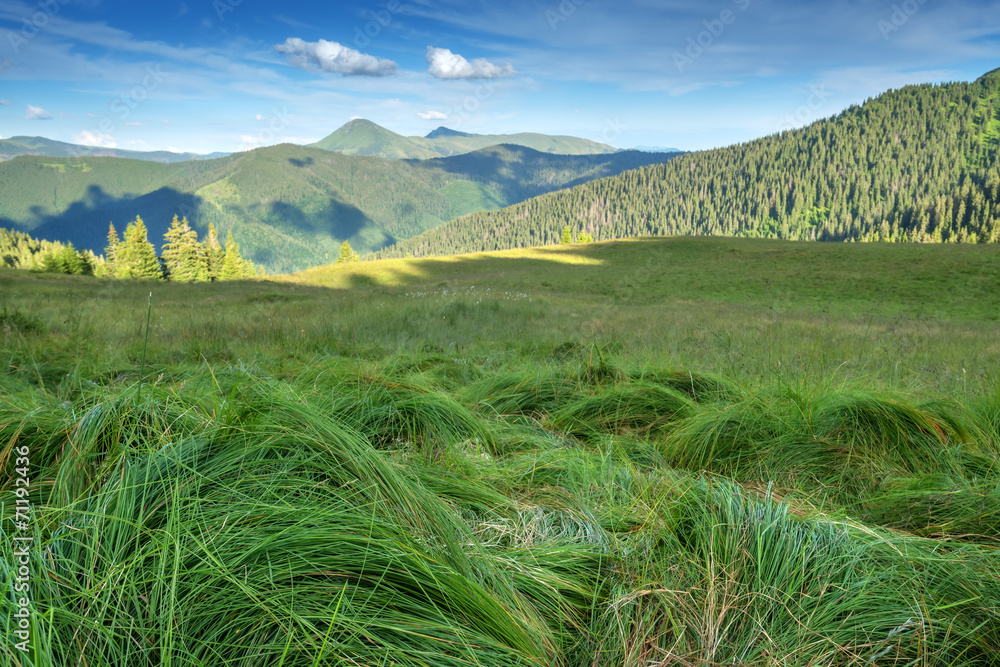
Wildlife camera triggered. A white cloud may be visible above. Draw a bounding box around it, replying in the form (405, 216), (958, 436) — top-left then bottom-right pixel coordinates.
(255, 113), (266, 120)
(0, 99), (10, 105)
(125, 122), (144, 126)
(417, 110), (448, 120)
(425, 47), (516, 80)
(25, 105), (53, 120)
(74, 130), (117, 148)
(274, 38), (397, 77)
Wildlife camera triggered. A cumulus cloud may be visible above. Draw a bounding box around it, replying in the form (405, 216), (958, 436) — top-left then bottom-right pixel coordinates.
(274, 38), (397, 77)
(25, 105), (53, 120)
(417, 110), (448, 120)
(74, 130), (117, 148)
(425, 47), (516, 80)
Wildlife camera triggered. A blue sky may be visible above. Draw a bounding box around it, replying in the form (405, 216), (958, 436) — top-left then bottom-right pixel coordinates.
(0, 0), (998, 154)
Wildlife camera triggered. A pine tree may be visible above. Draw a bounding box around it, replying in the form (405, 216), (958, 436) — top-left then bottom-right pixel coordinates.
(220, 230), (254, 280)
(203, 223), (225, 281)
(577, 231), (593, 243)
(117, 216), (162, 280)
(337, 240), (360, 263)
(560, 225), (573, 244)
(163, 215), (208, 282)
(105, 223), (121, 277)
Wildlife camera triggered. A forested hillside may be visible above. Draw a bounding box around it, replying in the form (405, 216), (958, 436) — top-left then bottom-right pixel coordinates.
(377, 69), (1000, 258)
(0, 144), (677, 273)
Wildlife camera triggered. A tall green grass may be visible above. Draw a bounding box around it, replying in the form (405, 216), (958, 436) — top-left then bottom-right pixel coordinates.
(4, 237), (1000, 665)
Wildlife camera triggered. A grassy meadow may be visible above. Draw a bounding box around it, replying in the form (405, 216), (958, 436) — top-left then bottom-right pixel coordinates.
(3, 235), (1000, 665)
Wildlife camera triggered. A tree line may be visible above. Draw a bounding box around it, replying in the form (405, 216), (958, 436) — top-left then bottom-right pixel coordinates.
(375, 70), (1000, 258)
(104, 216), (257, 281)
(0, 217), (258, 281)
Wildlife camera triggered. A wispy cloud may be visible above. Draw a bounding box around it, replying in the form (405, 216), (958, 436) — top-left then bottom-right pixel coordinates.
(0, 99), (11, 105)
(417, 110), (448, 120)
(425, 47), (516, 80)
(275, 38), (397, 76)
(25, 104), (53, 119)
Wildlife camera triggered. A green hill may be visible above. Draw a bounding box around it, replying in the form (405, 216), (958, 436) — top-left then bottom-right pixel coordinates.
(309, 119), (440, 159)
(0, 144), (678, 273)
(0, 135), (226, 163)
(377, 69), (1000, 258)
(310, 119), (618, 159)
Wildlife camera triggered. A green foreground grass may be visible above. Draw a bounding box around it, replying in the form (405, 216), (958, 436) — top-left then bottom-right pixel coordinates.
(2, 236), (1000, 665)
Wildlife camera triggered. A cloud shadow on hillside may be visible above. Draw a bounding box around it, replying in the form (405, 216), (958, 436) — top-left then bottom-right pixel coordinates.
(261, 197), (389, 243)
(1, 185), (204, 254)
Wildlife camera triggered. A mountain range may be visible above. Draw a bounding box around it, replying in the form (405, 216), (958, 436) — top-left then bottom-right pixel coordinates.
(5, 68), (1000, 275)
(308, 119), (620, 159)
(376, 68), (1000, 259)
(0, 142), (678, 273)
(0, 135), (228, 163)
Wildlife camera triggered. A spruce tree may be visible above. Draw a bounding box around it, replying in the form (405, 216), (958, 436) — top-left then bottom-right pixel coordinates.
(560, 225), (573, 244)
(105, 223), (121, 277)
(163, 215), (208, 282)
(220, 229), (254, 280)
(117, 216), (162, 280)
(337, 240), (360, 263)
(203, 223), (225, 281)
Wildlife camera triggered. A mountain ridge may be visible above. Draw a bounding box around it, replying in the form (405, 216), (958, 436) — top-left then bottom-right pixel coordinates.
(0, 142), (679, 273)
(0, 135), (227, 163)
(309, 119), (618, 159)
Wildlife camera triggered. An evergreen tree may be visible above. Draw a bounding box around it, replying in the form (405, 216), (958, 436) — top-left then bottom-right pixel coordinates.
(163, 215), (208, 282)
(203, 223), (225, 281)
(220, 230), (254, 280)
(116, 216), (162, 280)
(577, 231), (593, 243)
(104, 223), (121, 277)
(337, 240), (360, 262)
(560, 225), (573, 244)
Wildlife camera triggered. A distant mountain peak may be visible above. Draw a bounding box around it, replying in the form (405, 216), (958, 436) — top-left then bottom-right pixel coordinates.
(425, 126), (474, 139)
(339, 118), (387, 131)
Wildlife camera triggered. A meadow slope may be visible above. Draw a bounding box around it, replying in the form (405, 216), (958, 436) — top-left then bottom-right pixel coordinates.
(2, 236), (1000, 666)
